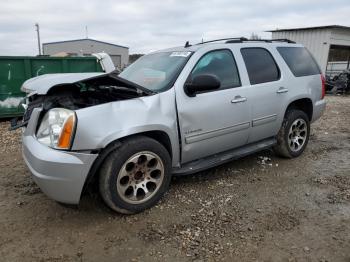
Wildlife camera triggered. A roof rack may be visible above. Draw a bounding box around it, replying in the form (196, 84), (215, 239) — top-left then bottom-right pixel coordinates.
(189, 37), (295, 46)
(272, 38), (295, 43)
(194, 37), (248, 45)
(249, 39), (296, 43)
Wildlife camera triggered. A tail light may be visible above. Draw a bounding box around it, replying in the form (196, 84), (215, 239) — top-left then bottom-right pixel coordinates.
(321, 74), (325, 99)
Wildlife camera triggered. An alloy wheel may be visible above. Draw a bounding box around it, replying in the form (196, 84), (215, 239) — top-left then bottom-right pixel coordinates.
(116, 151), (165, 204)
(287, 118), (307, 152)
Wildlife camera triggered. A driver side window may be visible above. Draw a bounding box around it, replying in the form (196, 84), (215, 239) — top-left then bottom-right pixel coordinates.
(191, 49), (241, 90)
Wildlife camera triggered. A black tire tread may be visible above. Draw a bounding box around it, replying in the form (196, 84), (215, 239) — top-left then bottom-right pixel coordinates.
(273, 109), (310, 158)
(98, 136), (171, 214)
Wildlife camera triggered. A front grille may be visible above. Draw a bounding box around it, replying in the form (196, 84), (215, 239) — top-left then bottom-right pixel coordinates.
(23, 97), (44, 122)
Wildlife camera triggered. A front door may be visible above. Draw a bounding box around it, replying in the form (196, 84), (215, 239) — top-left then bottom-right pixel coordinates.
(175, 49), (251, 164)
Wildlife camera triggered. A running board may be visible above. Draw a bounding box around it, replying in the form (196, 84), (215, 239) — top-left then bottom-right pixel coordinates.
(172, 137), (276, 176)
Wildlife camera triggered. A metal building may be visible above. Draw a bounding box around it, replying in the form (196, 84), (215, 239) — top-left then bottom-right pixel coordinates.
(269, 25), (350, 76)
(43, 38), (129, 69)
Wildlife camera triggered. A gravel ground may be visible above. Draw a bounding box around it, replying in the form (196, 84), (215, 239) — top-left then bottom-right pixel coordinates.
(0, 95), (349, 261)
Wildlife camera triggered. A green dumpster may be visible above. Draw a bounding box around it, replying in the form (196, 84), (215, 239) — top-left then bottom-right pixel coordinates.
(0, 56), (103, 118)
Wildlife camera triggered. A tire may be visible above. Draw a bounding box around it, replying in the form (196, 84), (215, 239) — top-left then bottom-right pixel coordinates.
(99, 136), (172, 214)
(273, 109), (310, 158)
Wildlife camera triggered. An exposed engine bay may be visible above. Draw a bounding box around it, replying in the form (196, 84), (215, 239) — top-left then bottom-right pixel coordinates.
(12, 72), (154, 129)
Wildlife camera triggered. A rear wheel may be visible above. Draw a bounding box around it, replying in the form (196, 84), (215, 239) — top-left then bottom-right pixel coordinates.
(273, 109), (310, 158)
(99, 136), (171, 214)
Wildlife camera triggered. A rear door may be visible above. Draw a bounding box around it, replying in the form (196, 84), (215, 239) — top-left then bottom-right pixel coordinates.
(240, 47), (287, 143)
(175, 48), (251, 164)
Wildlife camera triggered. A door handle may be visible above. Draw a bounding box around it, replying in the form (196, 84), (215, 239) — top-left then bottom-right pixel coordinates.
(231, 96), (247, 103)
(277, 87), (289, 94)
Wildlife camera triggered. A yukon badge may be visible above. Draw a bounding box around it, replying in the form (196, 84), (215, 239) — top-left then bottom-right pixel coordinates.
(185, 129), (202, 135)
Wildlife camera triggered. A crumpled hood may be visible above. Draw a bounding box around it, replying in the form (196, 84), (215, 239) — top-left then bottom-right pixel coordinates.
(21, 72), (106, 95)
(21, 71), (154, 96)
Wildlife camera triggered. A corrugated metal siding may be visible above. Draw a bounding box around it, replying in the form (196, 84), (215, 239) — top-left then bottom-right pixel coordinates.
(272, 29), (332, 73)
(330, 28), (350, 46)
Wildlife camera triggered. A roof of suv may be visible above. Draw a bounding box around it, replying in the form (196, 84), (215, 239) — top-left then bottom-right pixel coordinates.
(158, 38), (302, 53)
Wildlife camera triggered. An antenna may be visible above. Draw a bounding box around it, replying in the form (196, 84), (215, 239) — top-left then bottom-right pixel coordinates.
(85, 25), (88, 39)
(184, 41), (191, 48)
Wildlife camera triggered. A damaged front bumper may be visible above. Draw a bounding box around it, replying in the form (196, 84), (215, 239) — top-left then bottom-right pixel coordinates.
(22, 108), (98, 204)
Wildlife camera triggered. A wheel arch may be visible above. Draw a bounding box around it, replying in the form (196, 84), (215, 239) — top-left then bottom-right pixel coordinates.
(284, 98), (313, 121)
(81, 130), (175, 195)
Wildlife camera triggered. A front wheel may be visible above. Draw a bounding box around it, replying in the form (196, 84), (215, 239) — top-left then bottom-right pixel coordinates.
(273, 109), (310, 158)
(99, 136), (171, 214)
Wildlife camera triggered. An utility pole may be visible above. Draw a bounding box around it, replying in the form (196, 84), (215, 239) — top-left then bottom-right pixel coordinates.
(35, 23), (41, 56)
(85, 25), (88, 39)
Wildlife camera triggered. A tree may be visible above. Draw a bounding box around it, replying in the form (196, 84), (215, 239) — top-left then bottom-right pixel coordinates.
(129, 54), (144, 64)
(250, 33), (261, 40)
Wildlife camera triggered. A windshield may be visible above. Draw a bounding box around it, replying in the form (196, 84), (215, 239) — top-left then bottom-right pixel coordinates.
(119, 51), (192, 92)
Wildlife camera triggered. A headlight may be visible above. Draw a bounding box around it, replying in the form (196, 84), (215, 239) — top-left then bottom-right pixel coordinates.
(36, 108), (76, 150)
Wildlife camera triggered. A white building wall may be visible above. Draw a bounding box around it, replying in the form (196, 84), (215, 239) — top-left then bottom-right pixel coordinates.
(272, 29), (332, 73)
(330, 28), (350, 46)
(43, 39), (129, 68)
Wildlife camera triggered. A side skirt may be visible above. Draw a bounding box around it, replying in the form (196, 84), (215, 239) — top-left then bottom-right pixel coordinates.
(172, 137), (276, 176)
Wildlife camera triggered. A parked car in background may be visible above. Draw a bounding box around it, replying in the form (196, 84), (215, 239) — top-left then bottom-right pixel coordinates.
(16, 38), (326, 214)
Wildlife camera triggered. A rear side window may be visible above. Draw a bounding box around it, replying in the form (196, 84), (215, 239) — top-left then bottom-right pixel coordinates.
(241, 48), (280, 85)
(277, 47), (321, 77)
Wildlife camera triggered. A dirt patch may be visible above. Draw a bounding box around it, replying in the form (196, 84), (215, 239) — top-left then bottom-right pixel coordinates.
(0, 95), (350, 261)
(259, 207), (304, 232)
(0, 121), (21, 153)
(313, 175), (350, 204)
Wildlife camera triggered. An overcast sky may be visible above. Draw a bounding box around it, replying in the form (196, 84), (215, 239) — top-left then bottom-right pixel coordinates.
(0, 0), (349, 55)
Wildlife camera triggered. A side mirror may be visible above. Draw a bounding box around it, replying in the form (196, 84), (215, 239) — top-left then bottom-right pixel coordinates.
(184, 74), (221, 96)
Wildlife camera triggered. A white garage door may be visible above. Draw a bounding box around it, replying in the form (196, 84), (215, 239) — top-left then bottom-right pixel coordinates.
(110, 55), (121, 69)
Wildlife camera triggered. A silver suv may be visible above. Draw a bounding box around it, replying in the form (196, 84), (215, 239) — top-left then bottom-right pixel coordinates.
(19, 38), (326, 214)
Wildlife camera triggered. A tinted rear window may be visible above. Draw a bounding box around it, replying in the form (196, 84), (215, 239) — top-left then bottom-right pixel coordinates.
(241, 48), (280, 85)
(277, 47), (321, 77)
